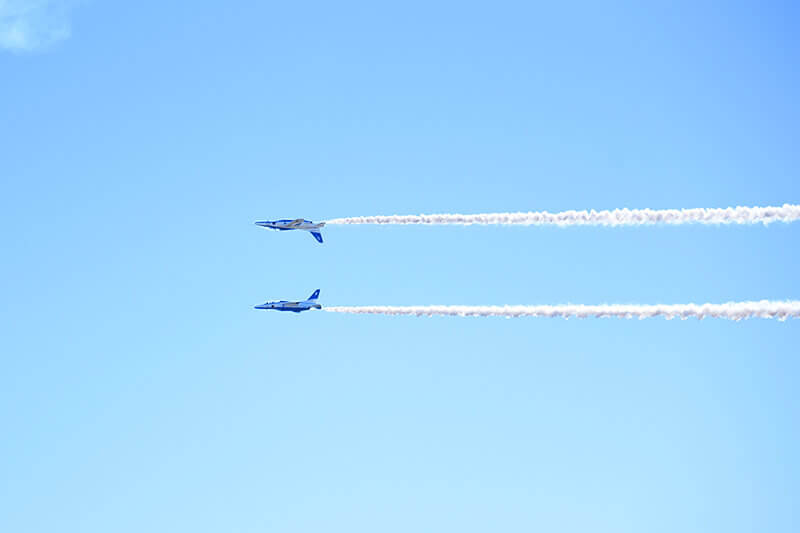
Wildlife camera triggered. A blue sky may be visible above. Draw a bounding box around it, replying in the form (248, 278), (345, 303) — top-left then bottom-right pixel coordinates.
(1, 1), (799, 531)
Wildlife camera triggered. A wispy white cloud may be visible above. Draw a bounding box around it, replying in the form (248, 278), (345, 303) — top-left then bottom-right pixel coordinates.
(0, 0), (74, 51)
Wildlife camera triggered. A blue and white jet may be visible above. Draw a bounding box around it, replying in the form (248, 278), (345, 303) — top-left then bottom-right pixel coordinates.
(255, 219), (325, 243)
(254, 289), (322, 313)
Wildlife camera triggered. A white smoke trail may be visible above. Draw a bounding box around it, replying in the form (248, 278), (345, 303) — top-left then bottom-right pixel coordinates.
(325, 204), (800, 227)
(325, 301), (800, 321)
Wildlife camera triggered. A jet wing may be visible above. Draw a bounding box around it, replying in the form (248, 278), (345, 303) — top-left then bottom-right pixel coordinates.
(310, 231), (323, 243)
(288, 219), (304, 227)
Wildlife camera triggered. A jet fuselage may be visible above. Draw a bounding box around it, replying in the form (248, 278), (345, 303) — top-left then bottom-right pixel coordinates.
(255, 290), (322, 313)
(255, 219), (326, 243)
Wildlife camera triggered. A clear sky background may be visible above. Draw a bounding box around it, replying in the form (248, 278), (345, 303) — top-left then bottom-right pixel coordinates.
(1, 1), (799, 532)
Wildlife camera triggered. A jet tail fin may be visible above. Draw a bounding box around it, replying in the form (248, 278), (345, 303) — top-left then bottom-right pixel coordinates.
(310, 231), (323, 243)
(307, 289), (320, 301)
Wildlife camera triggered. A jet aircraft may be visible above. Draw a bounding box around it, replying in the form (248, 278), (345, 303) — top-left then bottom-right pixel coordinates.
(254, 290), (322, 313)
(255, 219), (325, 243)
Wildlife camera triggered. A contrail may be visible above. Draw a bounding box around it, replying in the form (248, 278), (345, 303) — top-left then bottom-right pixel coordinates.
(325, 204), (800, 227)
(325, 301), (800, 321)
